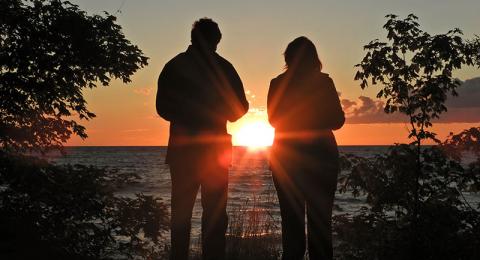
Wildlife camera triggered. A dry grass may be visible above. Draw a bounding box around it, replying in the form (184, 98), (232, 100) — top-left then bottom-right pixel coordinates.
(191, 186), (281, 259)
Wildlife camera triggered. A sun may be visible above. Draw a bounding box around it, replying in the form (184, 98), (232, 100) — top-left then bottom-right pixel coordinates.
(232, 120), (274, 148)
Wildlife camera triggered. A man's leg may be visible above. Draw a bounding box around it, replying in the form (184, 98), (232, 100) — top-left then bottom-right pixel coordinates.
(200, 163), (228, 260)
(170, 161), (200, 260)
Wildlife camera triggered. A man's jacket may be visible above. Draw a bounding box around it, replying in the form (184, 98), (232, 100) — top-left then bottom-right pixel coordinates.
(156, 45), (249, 162)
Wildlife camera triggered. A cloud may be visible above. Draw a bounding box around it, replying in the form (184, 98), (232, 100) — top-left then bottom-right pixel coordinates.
(341, 98), (356, 111)
(430, 77), (480, 123)
(446, 77), (480, 108)
(122, 128), (150, 133)
(343, 77), (480, 124)
(133, 87), (153, 96)
(342, 96), (406, 124)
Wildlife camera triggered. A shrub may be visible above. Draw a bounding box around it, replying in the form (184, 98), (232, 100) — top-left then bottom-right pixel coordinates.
(335, 14), (480, 259)
(0, 151), (169, 259)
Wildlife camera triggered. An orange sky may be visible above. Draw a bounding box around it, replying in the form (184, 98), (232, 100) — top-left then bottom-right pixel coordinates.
(66, 0), (480, 146)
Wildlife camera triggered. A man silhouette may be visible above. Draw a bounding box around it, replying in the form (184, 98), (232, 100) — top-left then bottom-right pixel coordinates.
(156, 18), (249, 260)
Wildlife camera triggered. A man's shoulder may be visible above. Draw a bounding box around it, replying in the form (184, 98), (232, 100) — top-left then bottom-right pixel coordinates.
(165, 52), (188, 67)
(214, 53), (235, 70)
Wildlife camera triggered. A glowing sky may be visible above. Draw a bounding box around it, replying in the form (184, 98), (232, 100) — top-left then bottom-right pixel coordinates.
(66, 0), (480, 146)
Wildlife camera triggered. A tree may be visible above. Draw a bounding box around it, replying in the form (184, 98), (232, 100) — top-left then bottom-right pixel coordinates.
(353, 14), (480, 175)
(334, 14), (480, 259)
(0, 1), (169, 258)
(0, 0), (148, 152)
(354, 13), (479, 242)
(355, 14), (479, 147)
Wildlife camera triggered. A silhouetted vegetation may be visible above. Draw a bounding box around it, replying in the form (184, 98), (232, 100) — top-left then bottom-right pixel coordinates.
(2, 2), (480, 258)
(225, 193), (281, 259)
(0, 152), (169, 259)
(190, 192), (281, 260)
(0, 0), (148, 153)
(334, 14), (480, 259)
(355, 14), (479, 145)
(0, 1), (168, 259)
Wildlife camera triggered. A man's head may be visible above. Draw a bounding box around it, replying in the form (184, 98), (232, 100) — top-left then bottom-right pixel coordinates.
(191, 18), (222, 51)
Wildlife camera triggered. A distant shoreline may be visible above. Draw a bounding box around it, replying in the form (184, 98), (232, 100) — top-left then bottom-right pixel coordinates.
(62, 145), (413, 148)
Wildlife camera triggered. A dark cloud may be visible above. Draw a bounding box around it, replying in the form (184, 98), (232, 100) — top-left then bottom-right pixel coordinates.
(341, 99), (356, 111)
(343, 77), (480, 124)
(342, 96), (406, 124)
(446, 77), (480, 108)
(435, 77), (480, 123)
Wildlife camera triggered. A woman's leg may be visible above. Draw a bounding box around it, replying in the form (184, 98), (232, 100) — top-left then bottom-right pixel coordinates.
(273, 169), (307, 260)
(304, 163), (338, 260)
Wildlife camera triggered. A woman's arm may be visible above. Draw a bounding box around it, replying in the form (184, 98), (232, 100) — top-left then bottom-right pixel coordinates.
(322, 77), (345, 130)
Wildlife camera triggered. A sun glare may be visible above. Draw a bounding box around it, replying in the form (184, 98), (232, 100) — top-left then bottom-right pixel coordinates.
(232, 120), (274, 148)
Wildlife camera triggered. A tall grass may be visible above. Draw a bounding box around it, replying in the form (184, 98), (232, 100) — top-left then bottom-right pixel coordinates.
(225, 195), (281, 259)
(191, 185), (281, 259)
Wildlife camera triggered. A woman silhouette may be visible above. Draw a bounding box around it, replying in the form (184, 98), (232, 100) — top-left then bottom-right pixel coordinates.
(267, 36), (344, 260)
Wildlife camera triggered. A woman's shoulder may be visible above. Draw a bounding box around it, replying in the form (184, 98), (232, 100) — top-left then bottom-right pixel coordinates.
(270, 72), (288, 85)
(315, 72), (335, 86)
(317, 71), (332, 80)
(272, 72), (288, 81)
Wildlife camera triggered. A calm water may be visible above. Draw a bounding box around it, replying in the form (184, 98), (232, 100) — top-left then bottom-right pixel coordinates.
(49, 146), (478, 236)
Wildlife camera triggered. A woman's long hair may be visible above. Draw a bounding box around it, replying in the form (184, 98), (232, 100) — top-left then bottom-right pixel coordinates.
(284, 36), (322, 74)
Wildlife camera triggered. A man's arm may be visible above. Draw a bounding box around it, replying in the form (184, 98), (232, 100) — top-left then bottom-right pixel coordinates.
(156, 62), (177, 122)
(225, 63), (249, 122)
(267, 78), (279, 127)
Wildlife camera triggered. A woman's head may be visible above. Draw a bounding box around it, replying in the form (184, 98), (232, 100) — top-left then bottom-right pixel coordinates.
(284, 36), (322, 72)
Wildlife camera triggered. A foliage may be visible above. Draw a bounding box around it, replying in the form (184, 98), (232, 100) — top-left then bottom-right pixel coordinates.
(0, 0), (148, 152)
(0, 1), (170, 259)
(443, 127), (480, 158)
(0, 151), (169, 259)
(335, 140), (480, 259)
(335, 14), (480, 260)
(443, 127), (480, 193)
(354, 14), (480, 144)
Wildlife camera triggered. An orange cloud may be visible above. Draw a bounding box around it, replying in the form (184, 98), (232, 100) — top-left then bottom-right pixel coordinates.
(133, 87), (153, 96)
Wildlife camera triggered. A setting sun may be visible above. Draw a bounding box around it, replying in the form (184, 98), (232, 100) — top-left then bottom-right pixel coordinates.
(232, 120), (274, 148)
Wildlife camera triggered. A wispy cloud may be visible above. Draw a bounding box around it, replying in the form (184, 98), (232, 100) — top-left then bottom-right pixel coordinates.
(133, 87), (153, 96)
(341, 96), (406, 124)
(122, 128), (150, 133)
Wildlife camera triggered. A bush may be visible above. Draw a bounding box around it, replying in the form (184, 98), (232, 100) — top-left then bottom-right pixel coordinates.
(335, 135), (480, 259)
(337, 13), (480, 259)
(0, 151), (169, 259)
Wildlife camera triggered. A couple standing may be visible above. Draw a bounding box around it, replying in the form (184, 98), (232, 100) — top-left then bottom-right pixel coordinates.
(156, 18), (345, 260)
